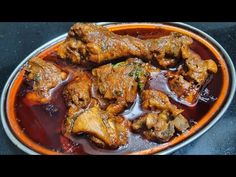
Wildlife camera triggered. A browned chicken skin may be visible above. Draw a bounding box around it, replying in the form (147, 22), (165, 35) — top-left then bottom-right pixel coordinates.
(92, 58), (159, 114)
(63, 71), (94, 133)
(182, 46), (218, 83)
(57, 23), (193, 68)
(141, 89), (183, 116)
(168, 74), (199, 104)
(25, 57), (67, 103)
(132, 111), (175, 142)
(167, 47), (218, 105)
(132, 90), (189, 142)
(72, 105), (130, 149)
(63, 71), (92, 112)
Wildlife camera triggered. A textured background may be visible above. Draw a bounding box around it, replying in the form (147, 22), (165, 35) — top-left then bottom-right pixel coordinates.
(0, 22), (235, 155)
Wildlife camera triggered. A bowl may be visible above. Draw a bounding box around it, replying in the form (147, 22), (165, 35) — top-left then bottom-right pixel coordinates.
(1, 22), (235, 155)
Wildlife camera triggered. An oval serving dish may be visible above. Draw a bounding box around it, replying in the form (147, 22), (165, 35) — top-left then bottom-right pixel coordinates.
(1, 22), (235, 155)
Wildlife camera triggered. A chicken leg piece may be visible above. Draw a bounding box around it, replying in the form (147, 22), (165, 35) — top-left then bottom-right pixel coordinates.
(57, 23), (193, 68)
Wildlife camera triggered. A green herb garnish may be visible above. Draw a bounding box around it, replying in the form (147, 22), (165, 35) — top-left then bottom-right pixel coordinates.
(34, 73), (41, 82)
(113, 61), (125, 68)
(138, 82), (144, 91)
(129, 66), (144, 79)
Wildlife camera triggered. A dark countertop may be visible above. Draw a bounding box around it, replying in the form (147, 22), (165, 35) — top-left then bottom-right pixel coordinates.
(0, 22), (235, 155)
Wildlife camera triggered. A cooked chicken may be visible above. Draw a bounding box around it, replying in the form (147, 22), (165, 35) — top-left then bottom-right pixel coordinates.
(25, 57), (67, 103)
(72, 105), (129, 149)
(63, 71), (92, 113)
(132, 111), (189, 142)
(167, 48), (218, 105)
(132, 89), (189, 142)
(168, 74), (198, 104)
(92, 58), (158, 114)
(20, 22), (220, 152)
(141, 89), (183, 116)
(63, 71), (94, 133)
(132, 112), (175, 142)
(172, 114), (190, 132)
(182, 46), (218, 85)
(92, 62), (136, 114)
(57, 23), (193, 68)
(58, 23), (218, 106)
(63, 73), (130, 149)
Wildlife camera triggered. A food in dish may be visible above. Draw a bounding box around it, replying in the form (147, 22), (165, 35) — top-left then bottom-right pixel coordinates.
(15, 23), (221, 153)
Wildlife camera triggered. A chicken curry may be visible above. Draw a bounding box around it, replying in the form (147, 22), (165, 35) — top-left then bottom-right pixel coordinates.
(14, 23), (222, 154)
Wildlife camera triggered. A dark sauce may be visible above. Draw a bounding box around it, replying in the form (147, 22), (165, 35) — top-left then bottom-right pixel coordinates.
(14, 27), (223, 154)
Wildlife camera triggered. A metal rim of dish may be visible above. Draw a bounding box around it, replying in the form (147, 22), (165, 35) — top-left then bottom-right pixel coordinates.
(1, 22), (235, 155)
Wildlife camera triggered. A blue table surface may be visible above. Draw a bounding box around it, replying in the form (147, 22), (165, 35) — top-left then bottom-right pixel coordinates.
(0, 22), (235, 155)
